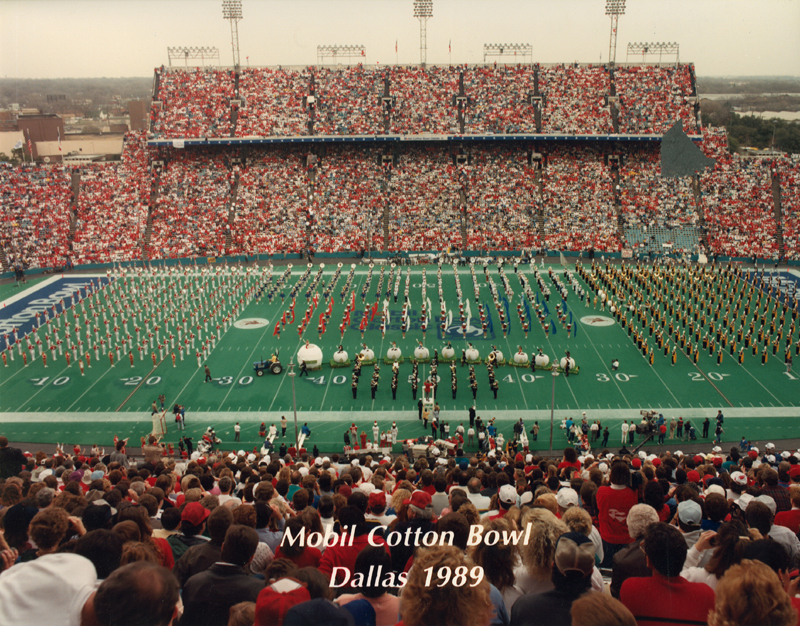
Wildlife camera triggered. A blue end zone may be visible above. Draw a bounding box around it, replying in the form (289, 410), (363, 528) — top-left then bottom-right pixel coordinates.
(0, 277), (112, 346)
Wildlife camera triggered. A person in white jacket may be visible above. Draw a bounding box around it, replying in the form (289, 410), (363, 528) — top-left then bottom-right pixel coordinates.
(680, 521), (751, 591)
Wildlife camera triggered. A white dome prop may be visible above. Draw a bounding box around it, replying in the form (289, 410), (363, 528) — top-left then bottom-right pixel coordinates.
(359, 348), (375, 361)
(490, 349), (504, 362)
(333, 349), (349, 363)
(560, 357), (576, 370)
(534, 354), (550, 367)
(442, 345), (455, 359)
(414, 345), (430, 360)
(466, 347), (480, 361)
(513, 351), (529, 365)
(386, 346), (402, 361)
(297, 343), (323, 367)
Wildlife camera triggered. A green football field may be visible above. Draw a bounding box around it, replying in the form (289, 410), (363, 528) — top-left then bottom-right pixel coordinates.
(1, 261), (799, 456)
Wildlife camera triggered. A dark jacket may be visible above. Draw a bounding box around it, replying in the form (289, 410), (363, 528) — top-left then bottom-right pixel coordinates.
(173, 540), (223, 588)
(610, 538), (651, 598)
(180, 563), (264, 626)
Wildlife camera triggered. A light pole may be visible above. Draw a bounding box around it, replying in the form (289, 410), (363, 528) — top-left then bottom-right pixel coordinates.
(222, 0), (243, 70)
(287, 357), (299, 451)
(413, 0), (433, 67)
(549, 368), (559, 457)
(605, 0), (626, 66)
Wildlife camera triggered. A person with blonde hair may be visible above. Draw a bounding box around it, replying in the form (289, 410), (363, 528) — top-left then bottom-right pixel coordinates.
(708, 559), (798, 626)
(514, 508), (569, 595)
(399, 545), (493, 626)
(469, 517), (522, 612)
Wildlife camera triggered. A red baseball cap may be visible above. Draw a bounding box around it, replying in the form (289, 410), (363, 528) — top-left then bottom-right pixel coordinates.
(631, 458), (642, 469)
(404, 491), (432, 509)
(368, 491), (386, 509)
(255, 580), (311, 626)
(686, 470), (701, 483)
(651, 458), (661, 467)
(181, 502), (210, 526)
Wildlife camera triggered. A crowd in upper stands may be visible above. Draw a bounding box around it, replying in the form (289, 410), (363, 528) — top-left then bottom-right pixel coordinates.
(147, 63), (699, 139)
(781, 161), (800, 260)
(4, 429), (800, 626)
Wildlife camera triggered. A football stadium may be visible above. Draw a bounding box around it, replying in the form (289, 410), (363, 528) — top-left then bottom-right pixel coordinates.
(2, 1), (800, 625)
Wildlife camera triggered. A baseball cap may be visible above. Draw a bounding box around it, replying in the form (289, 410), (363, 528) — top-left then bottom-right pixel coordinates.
(686, 470), (701, 483)
(556, 488), (579, 509)
(677, 500), (702, 525)
(255, 578), (312, 626)
(631, 458), (642, 469)
(730, 471), (748, 485)
(498, 484), (518, 506)
(553, 532), (595, 577)
(748, 450), (759, 459)
(404, 491), (433, 510)
(705, 484), (726, 497)
(756, 495), (777, 515)
(520, 491), (534, 506)
(181, 502), (210, 526)
(368, 491), (386, 510)
(737, 493), (755, 511)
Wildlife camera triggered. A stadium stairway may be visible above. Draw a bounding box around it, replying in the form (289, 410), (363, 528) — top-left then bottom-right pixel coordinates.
(532, 68), (542, 133)
(692, 175), (708, 250)
(68, 170), (81, 253)
(459, 189), (468, 249)
(142, 169), (160, 260)
(535, 168), (545, 242)
(772, 166), (784, 256)
(225, 173), (240, 252)
(383, 201), (391, 251)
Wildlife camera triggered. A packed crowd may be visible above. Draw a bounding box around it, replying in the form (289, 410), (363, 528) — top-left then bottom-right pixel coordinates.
(616, 145), (700, 255)
(4, 431), (800, 626)
(235, 68), (309, 138)
(4, 138), (800, 271)
(151, 67), (235, 139)
(0, 163), (73, 270)
(540, 65), (613, 135)
(463, 147), (541, 250)
(465, 66), (537, 135)
(313, 67), (385, 136)
(231, 150), (308, 255)
(781, 161), (800, 261)
(542, 146), (620, 252)
(72, 132), (151, 264)
(309, 148), (385, 253)
(147, 64), (702, 140)
(387, 146), (461, 251)
(615, 65), (697, 135)
(148, 151), (236, 259)
(701, 154), (779, 259)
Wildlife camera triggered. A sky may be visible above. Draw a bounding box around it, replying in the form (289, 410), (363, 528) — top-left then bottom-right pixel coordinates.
(1, 0), (799, 78)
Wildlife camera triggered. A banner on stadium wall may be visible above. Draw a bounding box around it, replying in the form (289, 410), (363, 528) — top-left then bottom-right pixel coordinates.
(207, 257), (216, 263)
(172, 139), (185, 149)
(621, 249), (633, 259)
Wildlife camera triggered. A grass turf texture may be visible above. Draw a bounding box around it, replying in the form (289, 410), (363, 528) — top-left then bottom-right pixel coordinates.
(1, 262), (799, 455)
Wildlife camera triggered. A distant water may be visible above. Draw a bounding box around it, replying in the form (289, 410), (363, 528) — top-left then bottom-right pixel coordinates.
(741, 111), (800, 121)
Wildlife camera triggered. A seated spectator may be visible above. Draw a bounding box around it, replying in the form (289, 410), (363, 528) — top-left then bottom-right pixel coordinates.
(510, 532), (597, 626)
(680, 520), (749, 590)
(570, 592), (636, 626)
(708, 560), (797, 626)
(619, 522), (716, 626)
(180, 525), (264, 626)
(774, 485), (800, 534)
(596, 460), (638, 566)
(273, 516), (322, 569)
(173, 505), (233, 587)
(335, 546), (400, 626)
(610, 503), (659, 598)
(399, 544), (493, 626)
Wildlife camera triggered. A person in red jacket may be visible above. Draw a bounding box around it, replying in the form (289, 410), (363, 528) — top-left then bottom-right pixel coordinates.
(774, 488), (800, 534)
(596, 459), (639, 567)
(621, 522), (716, 626)
(274, 516), (322, 569)
(318, 506), (390, 589)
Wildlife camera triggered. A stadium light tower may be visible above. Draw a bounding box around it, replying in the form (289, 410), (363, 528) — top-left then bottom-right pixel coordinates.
(222, 0), (243, 70)
(414, 0), (433, 67)
(605, 0), (626, 65)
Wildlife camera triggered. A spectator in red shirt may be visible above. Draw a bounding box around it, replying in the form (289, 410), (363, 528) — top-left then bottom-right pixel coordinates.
(274, 516), (322, 569)
(774, 487), (800, 534)
(596, 460), (639, 567)
(557, 447), (582, 474)
(620, 522), (716, 626)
